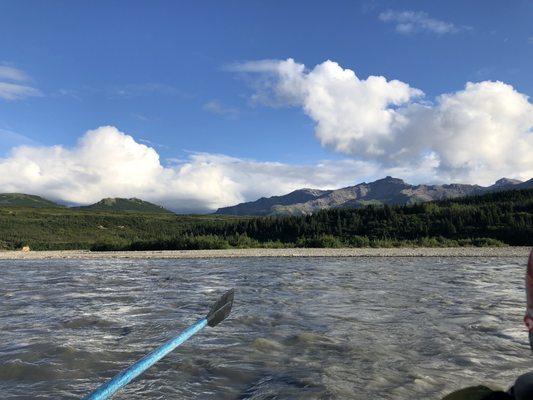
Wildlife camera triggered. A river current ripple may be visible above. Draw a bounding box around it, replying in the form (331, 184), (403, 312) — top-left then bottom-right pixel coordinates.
(1, 257), (531, 399)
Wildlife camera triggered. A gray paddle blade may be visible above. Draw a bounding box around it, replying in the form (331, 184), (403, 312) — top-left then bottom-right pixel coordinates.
(206, 289), (234, 327)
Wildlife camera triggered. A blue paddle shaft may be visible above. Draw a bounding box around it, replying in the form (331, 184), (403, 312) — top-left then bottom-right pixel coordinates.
(84, 318), (208, 400)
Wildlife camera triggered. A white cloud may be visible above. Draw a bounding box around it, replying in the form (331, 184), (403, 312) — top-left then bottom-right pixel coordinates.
(110, 83), (184, 99)
(203, 100), (239, 118)
(379, 10), (458, 35)
(0, 65), (29, 81)
(0, 65), (42, 100)
(0, 82), (42, 100)
(0, 126), (408, 212)
(233, 59), (533, 184)
(399, 81), (533, 183)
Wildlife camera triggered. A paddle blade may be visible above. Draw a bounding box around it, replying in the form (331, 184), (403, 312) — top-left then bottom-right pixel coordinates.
(206, 289), (234, 327)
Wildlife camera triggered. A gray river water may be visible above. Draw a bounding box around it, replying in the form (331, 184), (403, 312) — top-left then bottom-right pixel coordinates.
(1, 257), (531, 399)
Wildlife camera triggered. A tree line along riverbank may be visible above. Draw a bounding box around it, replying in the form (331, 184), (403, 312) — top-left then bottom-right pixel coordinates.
(0, 189), (531, 251)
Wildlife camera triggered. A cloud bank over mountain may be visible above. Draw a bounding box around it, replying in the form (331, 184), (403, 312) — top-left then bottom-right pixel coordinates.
(1, 126), (416, 212)
(232, 58), (533, 185)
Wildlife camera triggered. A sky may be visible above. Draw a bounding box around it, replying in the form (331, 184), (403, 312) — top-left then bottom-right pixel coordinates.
(0, 0), (532, 212)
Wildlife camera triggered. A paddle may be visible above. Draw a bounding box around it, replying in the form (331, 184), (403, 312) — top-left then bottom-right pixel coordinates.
(83, 289), (235, 400)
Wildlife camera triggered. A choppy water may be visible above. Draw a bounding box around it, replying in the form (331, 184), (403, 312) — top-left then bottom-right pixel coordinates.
(1, 257), (531, 399)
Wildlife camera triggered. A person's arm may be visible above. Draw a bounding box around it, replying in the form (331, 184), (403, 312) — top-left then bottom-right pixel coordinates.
(442, 386), (496, 399)
(442, 251), (533, 400)
(525, 250), (533, 350)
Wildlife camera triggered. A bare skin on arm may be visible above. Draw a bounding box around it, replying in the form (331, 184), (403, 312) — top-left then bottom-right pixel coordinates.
(524, 250), (533, 348)
(442, 250), (533, 400)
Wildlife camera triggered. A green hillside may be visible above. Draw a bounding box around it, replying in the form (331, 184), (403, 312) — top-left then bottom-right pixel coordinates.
(75, 197), (173, 213)
(0, 193), (62, 208)
(0, 207), (243, 250)
(0, 188), (531, 251)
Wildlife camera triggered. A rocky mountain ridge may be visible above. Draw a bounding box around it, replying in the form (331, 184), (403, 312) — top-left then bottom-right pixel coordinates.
(215, 176), (533, 216)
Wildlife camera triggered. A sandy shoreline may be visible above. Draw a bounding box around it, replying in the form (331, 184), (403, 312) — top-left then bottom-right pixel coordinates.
(0, 247), (530, 259)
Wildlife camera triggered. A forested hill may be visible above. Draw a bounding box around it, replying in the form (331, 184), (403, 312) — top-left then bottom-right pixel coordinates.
(1, 188), (531, 250)
(174, 188), (532, 248)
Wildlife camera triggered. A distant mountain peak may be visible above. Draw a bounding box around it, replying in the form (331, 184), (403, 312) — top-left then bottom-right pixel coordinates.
(297, 188), (328, 196)
(493, 178), (522, 187)
(373, 176), (406, 185)
(100, 197), (118, 205)
(99, 197), (145, 205)
(77, 197), (173, 213)
(215, 175), (532, 216)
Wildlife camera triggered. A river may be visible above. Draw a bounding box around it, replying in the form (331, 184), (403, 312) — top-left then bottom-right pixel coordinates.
(0, 257), (530, 399)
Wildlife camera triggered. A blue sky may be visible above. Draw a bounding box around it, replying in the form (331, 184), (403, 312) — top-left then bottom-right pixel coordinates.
(0, 1), (532, 211)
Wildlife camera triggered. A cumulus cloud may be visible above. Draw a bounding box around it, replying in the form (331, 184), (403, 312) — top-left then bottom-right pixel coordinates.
(233, 59), (533, 184)
(0, 126), (410, 212)
(399, 81), (533, 183)
(379, 10), (458, 34)
(0, 65), (42, 100)
(232, 59), (423, 156)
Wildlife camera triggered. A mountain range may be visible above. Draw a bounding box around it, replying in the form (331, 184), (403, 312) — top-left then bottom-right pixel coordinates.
(1, 176), (532, 216)
(215, 176), (533, 216)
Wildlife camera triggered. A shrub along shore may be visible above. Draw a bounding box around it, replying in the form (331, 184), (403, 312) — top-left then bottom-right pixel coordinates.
(0, 189), (531, 251)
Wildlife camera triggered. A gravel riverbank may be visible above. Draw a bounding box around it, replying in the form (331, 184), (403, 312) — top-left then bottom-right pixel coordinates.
(0, 247), (530, 259)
